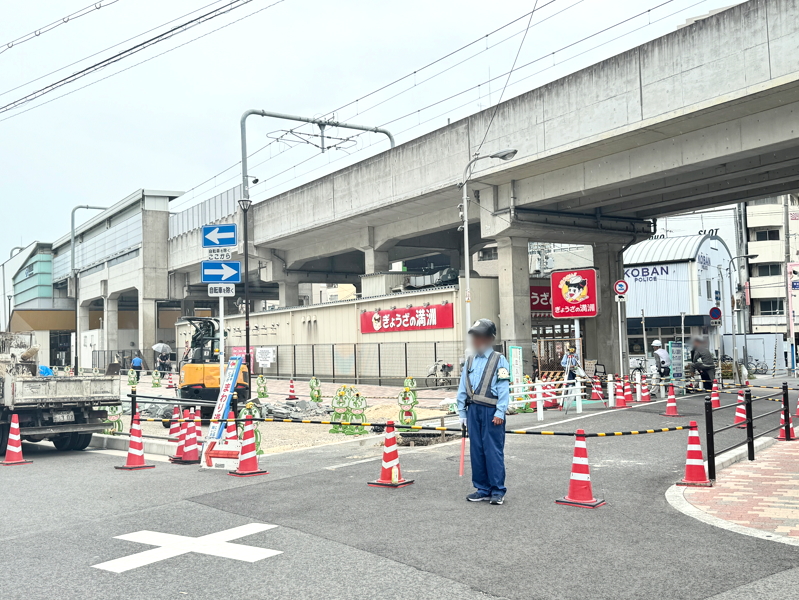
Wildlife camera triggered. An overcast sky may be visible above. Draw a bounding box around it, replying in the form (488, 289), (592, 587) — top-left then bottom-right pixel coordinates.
(0, 0), (742, 259)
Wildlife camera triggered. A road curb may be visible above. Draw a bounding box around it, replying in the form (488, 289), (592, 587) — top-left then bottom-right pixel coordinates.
(90, 433), (174, 456)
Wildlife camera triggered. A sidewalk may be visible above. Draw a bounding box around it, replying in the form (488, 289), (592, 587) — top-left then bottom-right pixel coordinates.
(683, 440), (799, 539)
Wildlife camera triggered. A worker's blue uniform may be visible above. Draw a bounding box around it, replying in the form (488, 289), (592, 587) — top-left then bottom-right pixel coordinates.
(456, 349), (510, 496)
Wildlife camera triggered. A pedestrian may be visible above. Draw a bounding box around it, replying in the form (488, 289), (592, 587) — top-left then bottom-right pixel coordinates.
(131, 355), (143, 382)
(652, 339), (671, 378)
(457, 318), (510, 505)
(158, 352), (170, 373)
(690, 337), (715, 391)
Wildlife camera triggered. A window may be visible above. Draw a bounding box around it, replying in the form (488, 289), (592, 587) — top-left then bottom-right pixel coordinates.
(23, 265), (34, 278)
(755, 229), (780, 241)
(477, 247), (498, 261)
(759, 299), (785, 316)
(754, 263), (782, 277)
(706, 279), (712, 300)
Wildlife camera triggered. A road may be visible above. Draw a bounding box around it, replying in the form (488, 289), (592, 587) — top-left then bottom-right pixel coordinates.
(1, 383), (798, 600)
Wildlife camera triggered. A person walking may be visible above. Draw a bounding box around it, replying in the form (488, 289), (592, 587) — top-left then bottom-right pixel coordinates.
(457, 319), (511, 505)
(131, 355), (143, 382)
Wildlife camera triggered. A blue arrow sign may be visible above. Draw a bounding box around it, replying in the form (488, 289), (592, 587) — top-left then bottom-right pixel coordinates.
(201, 261), (241, 283)
(202, 223), (237, 248)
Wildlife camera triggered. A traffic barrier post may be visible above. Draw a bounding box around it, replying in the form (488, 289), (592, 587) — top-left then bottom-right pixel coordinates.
(782, 382), (793, 442)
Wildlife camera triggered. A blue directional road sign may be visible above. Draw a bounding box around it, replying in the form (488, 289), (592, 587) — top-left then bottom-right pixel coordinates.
(201, 261), (241, 283)
(202, 224), (237, 248)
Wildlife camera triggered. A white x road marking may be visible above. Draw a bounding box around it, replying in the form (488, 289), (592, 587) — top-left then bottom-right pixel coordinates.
(92, 523), (282, 573)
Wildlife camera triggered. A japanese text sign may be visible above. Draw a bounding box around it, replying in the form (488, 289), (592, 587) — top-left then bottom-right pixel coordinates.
(360, 303), (454, 333)
(549, 268), (599, 319)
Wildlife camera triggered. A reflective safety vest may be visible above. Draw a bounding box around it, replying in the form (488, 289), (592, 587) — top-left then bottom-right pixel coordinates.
(464, 352), (502, 408)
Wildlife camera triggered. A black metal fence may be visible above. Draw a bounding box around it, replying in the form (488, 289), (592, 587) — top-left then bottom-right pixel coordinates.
(703, 382), (793, 481)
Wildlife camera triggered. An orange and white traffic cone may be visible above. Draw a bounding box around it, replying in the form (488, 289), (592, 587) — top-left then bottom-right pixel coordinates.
(287, 379), (298, 400)
(555, 429), (605, 508)
(710, 380), (720, 409)
(165, 372), (175, 389)
(660, 385), (683, 417)
(225, 410), (238, 442)
(733, 391), (747, 429)
(368, 421), (414, 488)
(229, 415), (268, 477)
(777, 412), (796, 441)
(623, 376), (634, 405)
(170, 409), (187, 462)
(639, 375), (651, 403)
(590, 377), (604, 401)
(543, 380), (558, 409)
(167, 405), (180, 439)
(676, 422), (711, 486)
(613, 379), (628, 409)
(794, 393), (799, 419)
(174, 409), (200, 465)
(114, 413), (154, 471)
(1, 414), (32, 466)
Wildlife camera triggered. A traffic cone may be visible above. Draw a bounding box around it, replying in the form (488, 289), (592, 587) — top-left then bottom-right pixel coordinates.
(192, 409), (203, 444)
(676, 422), (711, 486)
(165, 372), (175, 389)
(777, 412), (796, 441)
(660, 385), (683, 417)
(1, 414), (32, 466)
(114, 413), (154, 470)
(794, 393), (799, 419)
(623, 376), (633, 404)
(173, 409), (200, 465)
(590, 377), (604, 401)
(368, 421), (414, 488)
(229, 415), (268, 477)
(555, 429), (605, 508)
(543, 380), (558, 409)
(613, 379), (628, 409)
(170, 409), (188, 462)
(710, 380), (720, 409)
(225, 410), (238, 441)
(167, 406), (180, 439)
(287, 379), (298, 400)
(639, 375), (651, 403)
(733, 391), (747, 429)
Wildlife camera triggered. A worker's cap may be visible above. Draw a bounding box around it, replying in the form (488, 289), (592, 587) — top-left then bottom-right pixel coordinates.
(468, 319), (497, 338)
(651, 339), (662, 347)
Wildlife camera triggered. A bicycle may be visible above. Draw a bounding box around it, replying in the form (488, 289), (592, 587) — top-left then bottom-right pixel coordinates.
(425, 359), (454, 388)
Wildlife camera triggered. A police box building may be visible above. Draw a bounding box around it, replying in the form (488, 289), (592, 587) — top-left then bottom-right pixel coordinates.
(621, 234), (734, 361)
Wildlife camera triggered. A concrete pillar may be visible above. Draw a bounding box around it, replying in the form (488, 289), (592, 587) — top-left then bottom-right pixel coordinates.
(77, 304), (91, 369)
(279, 281), (299, 307)
(104, 296), (118, 356)
(584, 243), (627, 375)
(447, 250), (461, 272)
(496, 237), (530, 342)
(138, 296), (157, 368)
(363, 248), (390, 274)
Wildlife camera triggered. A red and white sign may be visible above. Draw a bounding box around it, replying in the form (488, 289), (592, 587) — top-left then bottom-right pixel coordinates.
(530, 286), (553, 312)
(360, 303), (454, 334)
(549, 268), (599, 319)
(614, 279), (629, 295)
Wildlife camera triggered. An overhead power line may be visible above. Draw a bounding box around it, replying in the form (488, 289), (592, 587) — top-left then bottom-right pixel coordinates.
(0, 0), (262, 115)
(0, 0), (124, 56)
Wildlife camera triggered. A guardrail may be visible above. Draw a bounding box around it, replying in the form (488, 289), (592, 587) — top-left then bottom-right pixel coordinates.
(703, 382), (794, 481)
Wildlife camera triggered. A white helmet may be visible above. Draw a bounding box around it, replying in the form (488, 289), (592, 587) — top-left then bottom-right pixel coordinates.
(651, 339), (662, 347)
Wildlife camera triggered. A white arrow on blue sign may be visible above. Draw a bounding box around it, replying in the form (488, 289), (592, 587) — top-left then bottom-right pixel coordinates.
(201, 261), (241, 283)
(202, 224), (237, 248)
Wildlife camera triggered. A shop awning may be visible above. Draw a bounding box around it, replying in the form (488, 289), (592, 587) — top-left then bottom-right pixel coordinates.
(10, 310), (75, 332)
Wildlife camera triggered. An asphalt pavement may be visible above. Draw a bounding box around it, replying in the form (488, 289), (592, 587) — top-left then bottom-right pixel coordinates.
(2, 381), (798, 600)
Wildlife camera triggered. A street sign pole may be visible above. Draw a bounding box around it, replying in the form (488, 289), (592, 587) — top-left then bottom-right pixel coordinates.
(616, 295), (626, 376)
(219, 296), (225, 382)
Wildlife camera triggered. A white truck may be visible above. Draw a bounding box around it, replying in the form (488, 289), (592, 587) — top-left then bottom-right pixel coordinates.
(0, 332), (121, 453)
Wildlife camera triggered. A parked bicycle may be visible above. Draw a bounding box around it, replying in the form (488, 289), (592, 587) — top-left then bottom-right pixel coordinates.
(425, 359), (454, 388)
(746, 357), (769, 375)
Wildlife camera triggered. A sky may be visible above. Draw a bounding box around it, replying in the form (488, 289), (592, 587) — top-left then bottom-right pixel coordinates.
(0, 0), (744, 259)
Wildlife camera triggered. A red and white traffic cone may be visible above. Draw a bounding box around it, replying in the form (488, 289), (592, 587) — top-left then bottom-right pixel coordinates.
(114, 413), (154, 471)
(660, 385), (683, 417)
(170, 409), (187, 462)
(192, 408), (203, 444)
(165, 372), (175, 389)
(794, 393), (799, 419)
(1, 414), (32, 466)
(287, 379), (298, 400)
(555, 429), (605, 508)
(777, 412), (796, 441)
(167, 405), (180, 439)
(225, 410), (238, 442)
(613, 379), (628, 409)
(543, 380), (558, 409)
(174, 409), (200, 465)
(623, 376), (634, 405)
(590, 377), (604, 401)
(710, 380), (720, 409)
(639, 375), (651, 403)
(368, 421), (414, 488)
(229, 415), (268, 477)
(733, 391), (747, 429)
(676, 422), (711, 486)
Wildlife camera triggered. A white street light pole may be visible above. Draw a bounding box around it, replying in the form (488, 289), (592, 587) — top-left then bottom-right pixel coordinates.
(459, 149), (517, 348)
(728, 253), (757, 384)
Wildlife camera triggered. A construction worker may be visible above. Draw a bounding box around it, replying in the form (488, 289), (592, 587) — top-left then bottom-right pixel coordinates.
(457, 319), (510, 505)
(652, 339), (671, 378)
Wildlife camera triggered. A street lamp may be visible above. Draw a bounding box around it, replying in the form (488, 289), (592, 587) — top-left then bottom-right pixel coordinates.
(237, 195), (252, 411)
(459, 148), (517, 347)
(6, 294), (11, 331)
(728, 253), (757, 384)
